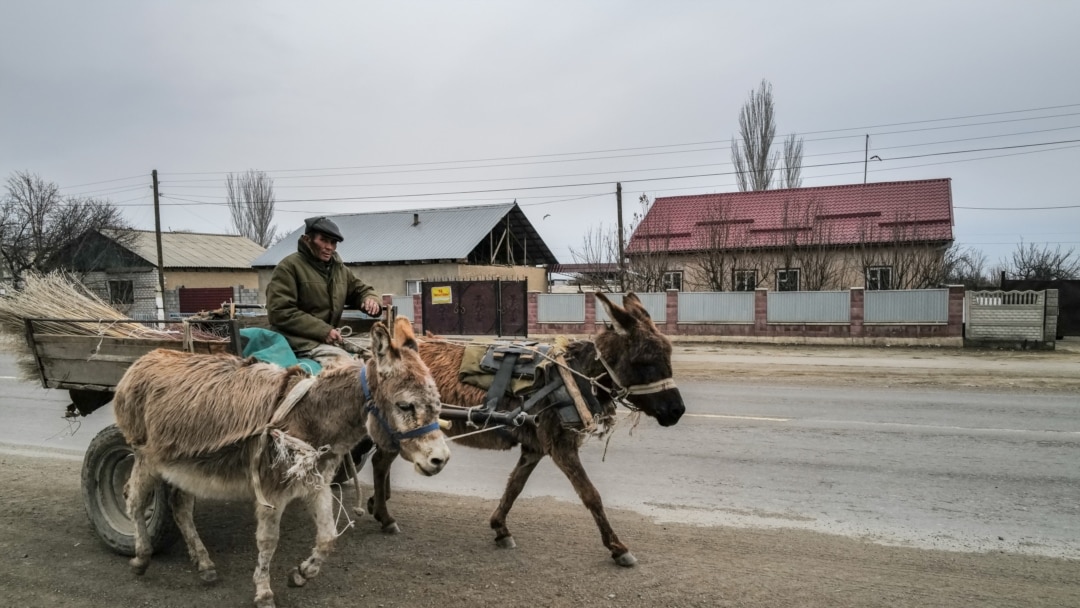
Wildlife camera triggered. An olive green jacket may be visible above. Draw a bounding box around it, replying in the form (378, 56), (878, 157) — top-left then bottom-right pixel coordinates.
(266, 237), (378, 352)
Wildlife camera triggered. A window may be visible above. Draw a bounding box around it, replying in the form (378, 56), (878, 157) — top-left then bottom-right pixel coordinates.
(405, 279), (422, 296)
(776, 268), (800, 291)
(733, 269), (757, 291)
(866, 266), (892, 290)
(661, 271), (683, 291)
(107, 280), (134, 305)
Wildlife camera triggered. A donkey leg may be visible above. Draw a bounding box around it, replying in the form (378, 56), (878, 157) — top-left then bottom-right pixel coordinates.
(490, 448), (545, 549)
(252, 504), (284, 608)
(367, 448), (401, 534)
(170, 489), (217, 583)
(548, 446), (636, 566)
(125, 456), (155, 575)
(288, 486), (336, 588)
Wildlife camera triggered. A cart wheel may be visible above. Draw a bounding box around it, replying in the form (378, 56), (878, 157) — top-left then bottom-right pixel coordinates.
(82, 424), (178, 556)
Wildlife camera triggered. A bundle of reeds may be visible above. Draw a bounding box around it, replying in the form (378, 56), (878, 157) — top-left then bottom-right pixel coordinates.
(0, 272), (226, 381)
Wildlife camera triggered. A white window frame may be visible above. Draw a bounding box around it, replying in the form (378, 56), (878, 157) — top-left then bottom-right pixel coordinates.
(866, 266), (893, 291)
(405, 279), (422, 296)
(661, 270), (683, 291)
(733, 269), (757, 292)
(776, 268), (800, 291)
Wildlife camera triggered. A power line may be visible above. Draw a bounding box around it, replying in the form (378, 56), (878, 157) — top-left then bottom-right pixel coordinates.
(158, 103), (1080, 178)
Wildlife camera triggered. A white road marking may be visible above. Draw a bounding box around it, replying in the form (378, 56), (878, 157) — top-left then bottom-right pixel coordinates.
(685, 413), (791, 422)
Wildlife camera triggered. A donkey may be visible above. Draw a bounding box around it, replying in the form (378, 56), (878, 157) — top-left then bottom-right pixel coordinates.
(113, 318), (449, 608)
(364, 292), (684, 566)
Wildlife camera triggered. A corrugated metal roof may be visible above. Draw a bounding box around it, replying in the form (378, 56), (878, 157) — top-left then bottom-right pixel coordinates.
(627, 179), (954, 254)
(104, 230), (266, 269)
(252, 202), (558, 267)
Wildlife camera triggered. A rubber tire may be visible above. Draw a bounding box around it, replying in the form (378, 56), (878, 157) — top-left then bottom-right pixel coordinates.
(81, 424), (179, 557)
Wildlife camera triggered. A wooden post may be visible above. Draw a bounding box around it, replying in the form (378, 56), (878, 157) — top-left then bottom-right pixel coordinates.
(152, 170), (166, 320)
(616, 182), (625, 292)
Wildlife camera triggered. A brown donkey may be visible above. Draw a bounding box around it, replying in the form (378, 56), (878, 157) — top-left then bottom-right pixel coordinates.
(113, 318), (448, 608)
(364, 292), (684, 566)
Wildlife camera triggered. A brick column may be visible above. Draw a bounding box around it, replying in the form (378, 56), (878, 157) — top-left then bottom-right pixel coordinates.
(754, 288), (768, 335)
(946, 284), (965, 337)
(585, 292), (597, 334)
(850, 287), (864, 337)
(527, 291), (540, 335)
(666, 289), (679, 334)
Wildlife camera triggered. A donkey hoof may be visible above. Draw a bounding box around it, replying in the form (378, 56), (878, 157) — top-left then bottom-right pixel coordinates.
(287, 567), (307, 588)
(199, 569), (218, 584)
(614, 551), (638, 567)
(129, 557), (149, 576)
(254, 591), (276, 608)
(495, 535), (517, 549)
(381, 522), (401, 535)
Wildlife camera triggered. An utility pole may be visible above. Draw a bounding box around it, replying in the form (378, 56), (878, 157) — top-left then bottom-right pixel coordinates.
(152, 169), (166, 319)
(863, 134), (869, 184)
(616, 182), (625, 292)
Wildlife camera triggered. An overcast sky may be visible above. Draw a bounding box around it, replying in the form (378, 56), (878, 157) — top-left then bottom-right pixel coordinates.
(3, 1), (1079, 269)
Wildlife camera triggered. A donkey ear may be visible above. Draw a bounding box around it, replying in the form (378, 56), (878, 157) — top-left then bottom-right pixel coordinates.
(393, 316), (419, 351)
(370, 322), (394, 361)
(595, 291), (636, 336)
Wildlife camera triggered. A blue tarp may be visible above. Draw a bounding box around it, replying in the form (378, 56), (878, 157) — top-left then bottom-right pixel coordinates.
(239, 327), (321, 375)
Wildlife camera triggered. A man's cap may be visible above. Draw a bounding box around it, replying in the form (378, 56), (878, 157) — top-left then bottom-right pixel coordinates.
(304, 216), (344, 242)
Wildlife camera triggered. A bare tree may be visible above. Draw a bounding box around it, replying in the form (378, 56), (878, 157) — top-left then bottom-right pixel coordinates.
(226, 170), (277, 247)
(623, 194), (673, 292)
(568, 223), (621, 292)
(1, 171), (132, 285)
(780, 133), (804, 189)
(731, 79), (804, 192)
(942, 244), (994, 288)
(685, 200), (736, 290)
(1004, 241), (1080, 280)
(851, 212), (951, 289)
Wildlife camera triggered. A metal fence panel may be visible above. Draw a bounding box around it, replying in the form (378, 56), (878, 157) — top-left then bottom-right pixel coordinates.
(594, 292), (667, 323)
(390, 296), (414, 318)
(677, 292), (755, 323)
(537, 293), (585, 323)
(767, 291), (850, 323)
(865, 289), (948, 323)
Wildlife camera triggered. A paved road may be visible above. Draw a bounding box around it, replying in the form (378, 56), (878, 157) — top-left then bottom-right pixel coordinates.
(3, 351), (1077, 560)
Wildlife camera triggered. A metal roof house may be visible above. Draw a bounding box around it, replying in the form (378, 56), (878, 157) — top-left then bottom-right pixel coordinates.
(626, 179), (955, 291)
(51, 229), (266, 319)
(252, 202), (560, 299)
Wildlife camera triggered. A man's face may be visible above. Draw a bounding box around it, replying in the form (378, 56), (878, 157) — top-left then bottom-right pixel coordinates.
(306, 232), (339, 262)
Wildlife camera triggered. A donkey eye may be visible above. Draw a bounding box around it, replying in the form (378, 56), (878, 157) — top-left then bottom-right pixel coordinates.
(397, 402), (415, 413)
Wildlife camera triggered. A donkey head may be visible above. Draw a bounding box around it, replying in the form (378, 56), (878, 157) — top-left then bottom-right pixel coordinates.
(366, 318), (450, 476)
(594, 292), (685, 427)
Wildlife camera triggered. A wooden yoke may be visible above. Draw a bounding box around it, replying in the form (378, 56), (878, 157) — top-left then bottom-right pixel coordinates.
(554, 353), (595, 432)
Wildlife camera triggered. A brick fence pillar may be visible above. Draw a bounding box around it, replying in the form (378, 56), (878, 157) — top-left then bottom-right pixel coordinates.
(527, 291), (540, 335)
(850, 287), (864, 338)
(946, 284), (965, 337)
(585, 292), (597, 334)
(666, 289), (679, 334)
(754, 288), (768, 335)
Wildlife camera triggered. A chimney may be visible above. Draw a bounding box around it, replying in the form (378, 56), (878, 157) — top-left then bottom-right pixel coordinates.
(413, 213), (420, 226)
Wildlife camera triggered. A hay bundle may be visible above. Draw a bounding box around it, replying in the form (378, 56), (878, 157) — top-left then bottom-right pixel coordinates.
(0, 272), (225, 381)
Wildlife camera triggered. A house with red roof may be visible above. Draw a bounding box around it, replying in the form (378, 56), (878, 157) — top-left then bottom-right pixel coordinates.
(625, 178), (955, 292)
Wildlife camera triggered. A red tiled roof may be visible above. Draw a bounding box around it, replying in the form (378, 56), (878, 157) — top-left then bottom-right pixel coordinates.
(626, 179), (954, 254)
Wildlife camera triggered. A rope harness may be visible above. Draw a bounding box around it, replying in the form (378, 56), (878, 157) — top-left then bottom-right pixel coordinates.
(360, 365), (442, 450)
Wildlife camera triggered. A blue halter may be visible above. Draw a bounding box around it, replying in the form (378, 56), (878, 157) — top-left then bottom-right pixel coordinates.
(360, 365), (441, 449)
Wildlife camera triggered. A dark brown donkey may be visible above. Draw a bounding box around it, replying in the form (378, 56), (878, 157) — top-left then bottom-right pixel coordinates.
(363, 292), (685, 566)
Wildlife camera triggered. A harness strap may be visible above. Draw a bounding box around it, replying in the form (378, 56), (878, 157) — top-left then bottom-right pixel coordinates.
(593, 343), (678, 406)
(253, 376), (319, 509)
(361, 364), (441, 449)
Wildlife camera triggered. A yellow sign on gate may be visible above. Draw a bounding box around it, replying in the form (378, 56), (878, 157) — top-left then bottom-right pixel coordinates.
(431, 286), (452, 304)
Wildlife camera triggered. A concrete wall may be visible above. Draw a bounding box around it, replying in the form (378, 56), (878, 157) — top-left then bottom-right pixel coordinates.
(965, 290), (1054, 345)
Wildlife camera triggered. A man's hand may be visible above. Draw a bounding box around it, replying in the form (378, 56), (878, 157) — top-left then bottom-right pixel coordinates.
(325, 328), (343, 344)
(361, 297), (382, 316)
